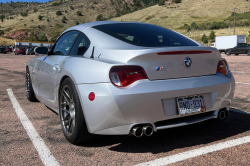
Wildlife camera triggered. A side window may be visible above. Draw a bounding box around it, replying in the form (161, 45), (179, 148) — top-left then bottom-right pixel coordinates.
(53, 31), (79, 55)
(69, 33), (90, 55)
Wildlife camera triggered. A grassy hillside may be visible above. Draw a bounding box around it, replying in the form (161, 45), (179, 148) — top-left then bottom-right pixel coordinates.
(0, 0), (158, 43)
(112, 0), (250, 44)
(1, 0), (250, 45)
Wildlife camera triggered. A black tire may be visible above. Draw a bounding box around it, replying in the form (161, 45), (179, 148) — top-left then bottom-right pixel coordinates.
(26, 68), (38, 102)
(235, 54), (239, 56)
(247, 51), (250, 56)
(59, 78), (93, 145)
(226, 51), (231, 56)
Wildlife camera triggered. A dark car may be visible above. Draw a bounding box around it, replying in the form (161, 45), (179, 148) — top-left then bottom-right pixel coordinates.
(5, 46), (12, 52)
(226, 43), (250, 56)
(0, 46), (6, 54)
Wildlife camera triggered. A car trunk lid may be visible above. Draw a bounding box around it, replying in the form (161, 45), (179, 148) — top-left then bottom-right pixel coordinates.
(99, 46), (220, 80)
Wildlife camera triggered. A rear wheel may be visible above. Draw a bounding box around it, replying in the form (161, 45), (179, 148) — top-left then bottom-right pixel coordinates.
(26, 68), (38, 102)
(226, 51), (231, 56)
(235, 54), (239, 56)
(59, 78), (93, 145)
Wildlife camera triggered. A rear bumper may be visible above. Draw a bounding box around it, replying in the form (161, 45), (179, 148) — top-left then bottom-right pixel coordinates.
(76, 72), (235, 135)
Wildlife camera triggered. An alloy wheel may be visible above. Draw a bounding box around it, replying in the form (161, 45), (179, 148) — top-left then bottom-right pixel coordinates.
(60, 85), (76, 135)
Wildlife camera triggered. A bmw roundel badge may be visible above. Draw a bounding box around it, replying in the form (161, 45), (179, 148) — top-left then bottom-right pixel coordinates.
(183, 57), (192, 68)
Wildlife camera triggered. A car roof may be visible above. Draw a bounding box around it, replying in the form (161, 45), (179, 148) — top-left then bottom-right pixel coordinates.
(63, 21), (144, 33)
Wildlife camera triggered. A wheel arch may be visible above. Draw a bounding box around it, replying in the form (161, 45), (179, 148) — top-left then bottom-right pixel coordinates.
(58, 75), (91, 133)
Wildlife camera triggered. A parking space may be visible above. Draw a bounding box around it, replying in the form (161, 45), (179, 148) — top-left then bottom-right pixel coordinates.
(1, 52), (250, 165)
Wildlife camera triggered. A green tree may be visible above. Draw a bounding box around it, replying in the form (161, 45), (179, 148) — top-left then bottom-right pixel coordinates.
(190, 22), (198, 30)
(38, 15), (43, 21)
(209, 31), (216, 41)
(201, 34), (206, 41)
(62, 16), (66, 23)
(47, 18), (49, 22)
(56, 11), (62, 16)
(174, 0), (181, 3)
(21, 12), (28, 17)
(38, 32), (47, 41)
(158, 0), (165, 5)
(70, 6), (74, 10)
(34, 8), (38, 13)
(0, 30), (4, 35)
(75, 21), (79, 25)
(202, 34), (208, 44)
(76, 11), (82, 16)
(96, 14), (103, 21)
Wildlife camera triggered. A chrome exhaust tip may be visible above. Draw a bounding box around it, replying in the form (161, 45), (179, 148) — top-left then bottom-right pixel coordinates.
(143, 126), (154, 136)
(219, 111), (225, 119)
(225, 110), (230, 118)
(131, 127), (143, 138)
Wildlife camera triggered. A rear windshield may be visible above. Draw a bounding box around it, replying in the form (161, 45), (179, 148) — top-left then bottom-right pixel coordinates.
(93, 23), (199, 47)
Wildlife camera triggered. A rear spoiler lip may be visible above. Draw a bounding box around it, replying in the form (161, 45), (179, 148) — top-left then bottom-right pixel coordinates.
(157, 50), (213, 55)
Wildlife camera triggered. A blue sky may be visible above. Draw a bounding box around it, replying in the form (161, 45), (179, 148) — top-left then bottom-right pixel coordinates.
(1, 0), (50, 3)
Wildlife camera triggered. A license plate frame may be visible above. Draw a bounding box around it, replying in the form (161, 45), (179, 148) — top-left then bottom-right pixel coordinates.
(176, 94), (206, 116)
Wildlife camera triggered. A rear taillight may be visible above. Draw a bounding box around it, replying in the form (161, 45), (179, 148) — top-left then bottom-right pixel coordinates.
(216, 60), (228, 76)
(109, 66), (148, 87)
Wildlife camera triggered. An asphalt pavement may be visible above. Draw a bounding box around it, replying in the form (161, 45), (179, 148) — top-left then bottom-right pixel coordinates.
(1, 53), (250, 166)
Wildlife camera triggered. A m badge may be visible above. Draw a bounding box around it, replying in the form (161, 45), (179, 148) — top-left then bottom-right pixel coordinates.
(156, 66), (165, 71)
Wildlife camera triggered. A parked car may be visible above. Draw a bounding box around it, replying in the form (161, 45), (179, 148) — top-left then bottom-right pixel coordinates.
(26, 47), (35, 55)
(0, 46), (7, 54)
(27, 21), (235, 145)
(5, 46), (12, 52)
(15, 47), (25, 55)
(225, 43), (250, 56)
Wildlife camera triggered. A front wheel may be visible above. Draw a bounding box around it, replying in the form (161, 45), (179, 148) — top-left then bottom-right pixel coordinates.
(247, 50), (250, 56)
(235, 54), (239, 56)
(59, 78), (93, 145)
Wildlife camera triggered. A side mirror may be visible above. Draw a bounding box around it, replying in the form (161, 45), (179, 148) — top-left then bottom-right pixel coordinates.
(34, 47), (48, 55)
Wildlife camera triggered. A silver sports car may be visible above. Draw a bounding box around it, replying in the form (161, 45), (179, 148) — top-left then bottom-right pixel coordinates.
(27, 21), (235, 144)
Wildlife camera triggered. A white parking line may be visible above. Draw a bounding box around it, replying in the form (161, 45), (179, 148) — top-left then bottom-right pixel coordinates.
(136, 135), (250, 166)
(136, 109), (250, 166)
(7, 89), (60, 166)
(236, 82), (250, 85)
(232, 71), (250, 74)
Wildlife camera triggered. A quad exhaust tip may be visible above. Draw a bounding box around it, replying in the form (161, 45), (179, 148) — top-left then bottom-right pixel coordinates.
(143, 126), (154, 136)
(131, 125), (154, 137)
(131, 127), (143, 138)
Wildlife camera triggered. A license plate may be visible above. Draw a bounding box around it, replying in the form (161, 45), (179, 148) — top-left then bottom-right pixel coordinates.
(177, 95), (206, 116)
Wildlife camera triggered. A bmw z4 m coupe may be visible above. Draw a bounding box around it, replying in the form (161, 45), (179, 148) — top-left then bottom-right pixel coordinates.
(26, 21), (235, 144)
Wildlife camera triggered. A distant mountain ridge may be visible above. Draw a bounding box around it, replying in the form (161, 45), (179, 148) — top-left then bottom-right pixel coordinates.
(0, 0), (160, 43)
